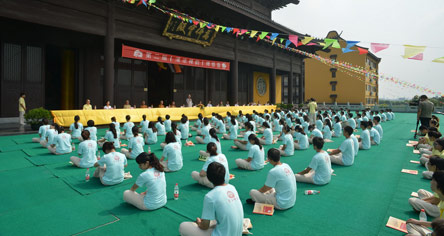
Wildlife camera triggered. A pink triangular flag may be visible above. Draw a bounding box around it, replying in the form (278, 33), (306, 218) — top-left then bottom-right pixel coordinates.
(408, 53), (424, 61)
(289, 35), (298, 47)
(371, 43), (389, 53)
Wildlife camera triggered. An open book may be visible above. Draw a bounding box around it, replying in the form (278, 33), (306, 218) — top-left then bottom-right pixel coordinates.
(410, 160), (420, 164)
(242, 218), (253, 234)
(253, 203), (274, 216)
(386, 216), (408, 233)
(401, 169), (418, 175)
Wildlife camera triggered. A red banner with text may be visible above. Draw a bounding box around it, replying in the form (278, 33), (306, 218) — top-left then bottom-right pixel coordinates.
(122, 45), (230, 71)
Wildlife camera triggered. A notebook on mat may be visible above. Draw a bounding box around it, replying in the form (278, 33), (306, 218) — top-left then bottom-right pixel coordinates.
(253, 203), (274, 216)
(386, 216), (408, 233)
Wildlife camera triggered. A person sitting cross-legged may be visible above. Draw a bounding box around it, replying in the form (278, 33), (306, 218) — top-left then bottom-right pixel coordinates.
(328, 126), (355, 166)
(295, 137), (332, 185)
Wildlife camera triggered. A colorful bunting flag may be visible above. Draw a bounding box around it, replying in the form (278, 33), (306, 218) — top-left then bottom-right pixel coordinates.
(323, 39), (337, 49)
(220, 26), (227, 32)
(301, 37), (313, 45)
(270, 33), (279, 41)
(402, 45), (426, 60)
(357, 47), (368, 55)
(285, 40), (292, 48)
(432, 57), (444, 63)
(259, 32), (269, 40)
(341, 41), (360, 54)
(250, 31), (258, 38)
(288, 35), (298, 47)
(370, 43), (390, 53)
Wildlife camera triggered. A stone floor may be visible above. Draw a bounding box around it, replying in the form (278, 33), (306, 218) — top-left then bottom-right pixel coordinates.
(0, 123), (37, 136)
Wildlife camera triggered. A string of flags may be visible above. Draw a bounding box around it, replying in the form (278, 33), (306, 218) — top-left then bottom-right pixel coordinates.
(122, 0), (444, 97)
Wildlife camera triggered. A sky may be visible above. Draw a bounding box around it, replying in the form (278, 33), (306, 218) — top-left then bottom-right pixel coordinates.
(272, 0), (444, 99)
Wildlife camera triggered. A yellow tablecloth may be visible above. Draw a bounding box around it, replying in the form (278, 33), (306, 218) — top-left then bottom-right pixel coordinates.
(51, 106), (276, 126)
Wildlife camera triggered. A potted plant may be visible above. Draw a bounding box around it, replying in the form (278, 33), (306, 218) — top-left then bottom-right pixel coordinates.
(24, 107), (52, 130)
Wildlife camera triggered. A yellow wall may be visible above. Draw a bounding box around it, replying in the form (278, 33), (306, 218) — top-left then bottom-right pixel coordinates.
(305, 34), (379, 105)
(276, 75), (282, 104)
(253, 72), (270, 104)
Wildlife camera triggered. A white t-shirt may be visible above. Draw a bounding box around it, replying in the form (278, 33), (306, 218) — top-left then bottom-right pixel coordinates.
(155, 123), (166, 135)
(248, 144), (265, 170)
(210, 138), (222, 154)
(98, 152), (127, 185)
(370, 128), (381, 144)
(360, 129), (371, 150)
(84, 127), (97, 141)
(136, 168), (167, 210)
(283, 134), (294, 156)
(295, 132), (309, 149)
(339, 138), (355, 166)
(69, 123), (83, 138)
(78, 140), (97, 168)
(202, 154), (229, 184)
(162, 142), (183, 171)
(350, 134), (359, 157)
(164, 120), (171, 132)
(38, 125), (50, 141)
(265, 163), (297, 209)
(309, 151), (332, 185)
(263, 128), (273, 145)
(105, 130), (120, 149)
(311, 128), (323, 139)
(55, 133), (72, 154)
(123, 122), (135, 138)
(201, 184), (244, 236)
(128, 136), (144, 159)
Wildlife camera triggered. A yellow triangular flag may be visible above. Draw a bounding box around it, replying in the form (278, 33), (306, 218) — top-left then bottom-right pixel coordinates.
(432, 57), (444, 63)
(402, 45), (426, 59)
(215, 25), (220, 32)
(250, 30), (258, 38)
(301, 37), (313, 45)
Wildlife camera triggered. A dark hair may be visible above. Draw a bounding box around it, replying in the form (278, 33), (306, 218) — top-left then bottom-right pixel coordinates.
(42, 118), (49, 125)
(435, 138), (444, 150)
(348, 113), (353, 118)
(102, 142), (115, 152)
(429, 127), (439, 132)
(181, 117), (187, 124)
(58, 126), (65, 133)
(308, 124), (315, 131)
(230, 116), (236, 126)
(431, 218), (444, 235)
(429, 131), (442, 139)
(324, 119), (332, 131)
(360, 121), (368, 128)
(343, 126), (353, 135)
(171, 122), (178, 135)
(109, 123), (117, 139)
(432, 171), (444, 194)
(81, 130), (90, 140)
(165, 132), (176, 144)
(312, 137), (324, 149)
(373, 116), (381, 123)
(111, 116), (116, 122)
(334, 116), (340, 123)
(248, 134), (262, 150)
(126, 115), (131, 121)
(368, 121), (373, 128)
(207, 142), (218, 156)
(245, 122), (253, 131)
(420, 95), (428, 100)
(20, 92), (25, 97)
(203, 117), (209, 126)
(262, 121), (270, 129)
(166, 114), (170, 120)
(429, 156), (444, 171)
(295, 125), (306, 135)
(206, 162), (226, 186)
(148, 121), (157, 133)
(284, 125), (292, 133)
(267, 148), (281, 162)
(54, 124), (60, 132)
(136, 152), (164, 172)
(132, 126), (139, 136)
(87, 120), (94, 127)
(209, 128), (219, 142)
(142, 114), (147, 121)
(74, 115), (80, 129)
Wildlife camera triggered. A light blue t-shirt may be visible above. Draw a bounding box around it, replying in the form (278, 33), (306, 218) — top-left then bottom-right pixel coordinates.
(265, 163), (297, 209)
(333, 122), (342, 137)
(311, 128), (323, 139)
(348, 118), (357, 129)
(136, 168), (167, 210)
(112, 121), (120, 132)
(263, 128), (273, 145)
(201, 184), (244, 236)
(216, 119), (226, 133)
(250, 121), (256, 132)
(55, 133), (72, 154)
(145, 128), (157, 144)
(174, 130), (182, 145)
(370, 128), (381, 145)
(123, 122), (135, 139)
(350, 134), (359, 157)
(69, 123), (83, 138)
(248, 144), (265, 170)
(179, 123), (189, 140)
(84, 127), (97, 141)
(210, 138), (222, 154)
(374, 124), (383, 140)
(322, 126), (332, 139)
(229, 124), (238, 140)
(128, 136), (144, 159)
(202, 154), (230, 184)
(105, 130), (120, 149)
(283, 134), (294, 156)
(302, 122), (309, 134)
(339, 138), (355, 166)
(164, 120), (171, 132)
(202, 125), (211, 143)
(316, 120), (323, 130)
(286, 118), (293, 128)
(98, 151), (127, 185)
(140, 120), (150, 134)
(196, 119), (202, 131)
(243, 131), (254, 150)
(78, 140), (97, 168)
(309, 151), (331, 185)
(361, 129), (371, 150)
(155, 122), (166, 135)
(273, 120), (280, 131)
(46, 129), (58, 145)
(38, 125), (50, 141)
(162, 142), (183, 171)
(357, 118), (363, 128)
(295, 132), (309, 149)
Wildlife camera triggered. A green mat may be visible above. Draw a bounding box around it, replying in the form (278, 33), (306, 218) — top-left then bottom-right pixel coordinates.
(0, 150), (34, 172)
(23, 148), (74, 166)
(0, 143), (39, 152)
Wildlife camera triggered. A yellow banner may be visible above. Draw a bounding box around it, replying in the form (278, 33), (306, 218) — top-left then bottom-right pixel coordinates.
(51, 106), (277, 127)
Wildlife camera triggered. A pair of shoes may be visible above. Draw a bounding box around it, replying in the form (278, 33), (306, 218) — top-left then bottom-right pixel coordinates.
(246, 198), (255, 205)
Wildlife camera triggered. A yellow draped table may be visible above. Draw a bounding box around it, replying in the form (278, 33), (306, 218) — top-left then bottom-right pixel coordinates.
(51, 106), (277, 127)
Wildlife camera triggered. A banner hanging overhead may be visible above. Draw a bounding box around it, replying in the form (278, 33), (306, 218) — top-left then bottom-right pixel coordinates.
(121, 45), (230, 71)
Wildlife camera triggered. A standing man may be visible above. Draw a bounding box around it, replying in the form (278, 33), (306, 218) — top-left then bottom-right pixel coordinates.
(186, 94), (193, 107)
(83, 99), (92, 110)
(418, 95), (435, 128)
(19, 92), (26, 125)
(308, 98), (317, 125)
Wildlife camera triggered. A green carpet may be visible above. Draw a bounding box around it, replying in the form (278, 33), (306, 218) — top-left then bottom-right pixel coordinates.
(0, 113), (442, 236)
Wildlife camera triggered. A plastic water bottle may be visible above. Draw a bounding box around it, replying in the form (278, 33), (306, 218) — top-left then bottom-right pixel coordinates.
(148, 146), (151, 154)
(72, 142), (75, 151)
(85, 168), (90, 182)
(174, 183), (179, 200)
(96, 151), (100, 160)
(305, 190), (320, 195)
(419, 209), (427, 221)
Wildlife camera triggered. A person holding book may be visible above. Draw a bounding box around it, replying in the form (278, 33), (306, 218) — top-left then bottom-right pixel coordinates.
(191, 143), (230, 188)
(406, 171), (444, 235)
(328, 126), (355, 166)
(295, 137), (332, 185)
(179, 162), (243, 236)
(247, 148), (297, 210)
